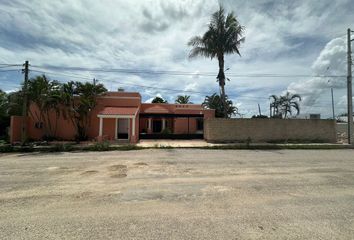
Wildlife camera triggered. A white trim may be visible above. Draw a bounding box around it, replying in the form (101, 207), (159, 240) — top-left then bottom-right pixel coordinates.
(99, 96), (140, 100)
(99, 117), (103, 136)
(97, 114), (134, 119)
(162, 118), (166, 130)
(115, 118), (118, 139)
(132, 118), (135, 136)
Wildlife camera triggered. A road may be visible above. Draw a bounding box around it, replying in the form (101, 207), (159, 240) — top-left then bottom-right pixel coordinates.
(1, 149), (354, 239)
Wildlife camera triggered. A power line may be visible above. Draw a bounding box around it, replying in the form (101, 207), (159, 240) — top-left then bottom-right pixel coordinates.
(31, 69), (272, 99)
(0, 63), (22, 66)
(0, 69), (21, 73)
(31, 65), (346, 78)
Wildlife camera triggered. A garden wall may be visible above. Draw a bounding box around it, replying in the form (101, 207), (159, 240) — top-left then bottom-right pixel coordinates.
(204, 118), (337, 143)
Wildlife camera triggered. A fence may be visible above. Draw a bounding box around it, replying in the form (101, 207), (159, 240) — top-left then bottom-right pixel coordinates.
(204, 118), (336, 143)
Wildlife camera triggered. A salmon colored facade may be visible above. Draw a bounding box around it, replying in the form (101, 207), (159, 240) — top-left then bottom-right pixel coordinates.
(10, 91), (215, 144)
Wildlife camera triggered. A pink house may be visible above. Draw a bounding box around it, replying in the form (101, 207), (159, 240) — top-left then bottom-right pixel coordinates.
(10, 91), (215, 143)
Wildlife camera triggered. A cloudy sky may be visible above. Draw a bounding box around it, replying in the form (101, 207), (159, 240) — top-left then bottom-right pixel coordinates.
(0, 0), (353, 117)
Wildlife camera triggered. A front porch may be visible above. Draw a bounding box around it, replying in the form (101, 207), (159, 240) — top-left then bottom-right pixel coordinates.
(97, 107), (139, 143)
(139, 113), (204, 140)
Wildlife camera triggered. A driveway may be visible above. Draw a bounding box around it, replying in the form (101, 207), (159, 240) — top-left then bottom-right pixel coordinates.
(1, 149), (354, 239)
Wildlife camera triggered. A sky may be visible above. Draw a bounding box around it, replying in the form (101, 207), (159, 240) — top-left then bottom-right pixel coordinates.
(0, 0), (353, 118)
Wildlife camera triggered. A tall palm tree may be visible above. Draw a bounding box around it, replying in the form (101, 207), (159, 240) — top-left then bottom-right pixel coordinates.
(188, 6), (245, 118)
(202, 93), (237, 118)
(61, 81), (107, 141)
(27, 75), (61, 138)
(270, 95), (282, 118)
(280, 92), (301, 118)
(175, 95), (192, 104)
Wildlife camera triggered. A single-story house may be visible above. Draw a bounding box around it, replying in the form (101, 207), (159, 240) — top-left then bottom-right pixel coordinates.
(10, 91), (215, 143)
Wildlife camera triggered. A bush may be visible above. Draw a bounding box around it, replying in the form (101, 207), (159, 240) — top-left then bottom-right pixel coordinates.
(161, 128), (172, 134)
(50, 143), (75, 152)
(0, 144), (13, 152)
(88, 141), (111, 151)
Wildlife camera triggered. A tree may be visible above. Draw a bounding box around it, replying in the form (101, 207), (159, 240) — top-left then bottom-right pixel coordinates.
(152, 96), (167, 103)
(202, 93), (237, 118)
(0, 90), (9, 138)
(27, 75), (62, 138)
(175, 95), (192, 104)
(270, 92), (301, 119)
(0, 90), (7, 118)
(188, 6), (244, 118)
(280, 92), (301, 118)
(270, 95), (282, 118)
(61, 81), (107, 141)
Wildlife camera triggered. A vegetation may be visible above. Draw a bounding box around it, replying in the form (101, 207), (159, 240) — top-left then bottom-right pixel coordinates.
(202, 93), (237, 118)
(61, 81), (107, 141)
(188, 6), (244, 118)
(27, 75), (62, 139)
(175, 95), (192, 104)
(151, 96), (167, 103)
(270, 92), (301, 119)
(0, 90), (9, 139)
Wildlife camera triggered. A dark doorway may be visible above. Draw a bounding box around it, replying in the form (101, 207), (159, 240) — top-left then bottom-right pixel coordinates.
(153, 120), (162, 133)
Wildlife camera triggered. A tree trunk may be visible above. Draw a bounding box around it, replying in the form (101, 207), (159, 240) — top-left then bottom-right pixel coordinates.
(217, 54), (228, 118)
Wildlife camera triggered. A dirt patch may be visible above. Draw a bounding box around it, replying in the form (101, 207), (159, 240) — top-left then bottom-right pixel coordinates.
(107, 164), (128, 178)
(134, 162), (148, 166)
(107, 165), (127, 171)
(81, 170), (99, 176)
(110, 173), (127, 178)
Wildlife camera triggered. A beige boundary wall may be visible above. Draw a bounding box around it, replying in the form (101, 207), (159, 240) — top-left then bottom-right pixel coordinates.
(204, 119), (337, 143)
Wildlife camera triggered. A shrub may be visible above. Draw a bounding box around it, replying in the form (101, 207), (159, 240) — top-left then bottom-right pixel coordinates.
(88, 141), (111, 151)
(50, 143), (75, 152)
(161, 128), (172, 134)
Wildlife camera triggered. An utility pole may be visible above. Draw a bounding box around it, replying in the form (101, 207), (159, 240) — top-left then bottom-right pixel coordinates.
(347, 28), (353, 145)
(331, 88), (335, 120)
(21, 61), (29, 145)
(258, 103), (262, 116)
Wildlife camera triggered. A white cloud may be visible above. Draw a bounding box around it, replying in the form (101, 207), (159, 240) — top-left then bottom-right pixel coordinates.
(0, 0), (353, 117)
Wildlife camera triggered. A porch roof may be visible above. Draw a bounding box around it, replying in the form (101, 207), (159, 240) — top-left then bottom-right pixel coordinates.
(98, 107), (138, 117)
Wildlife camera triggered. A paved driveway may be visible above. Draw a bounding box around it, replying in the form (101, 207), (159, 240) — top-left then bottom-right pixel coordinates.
(1, 149), (354, 239)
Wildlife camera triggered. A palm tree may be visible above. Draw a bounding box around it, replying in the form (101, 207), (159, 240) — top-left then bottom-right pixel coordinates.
(27, 75), (61, 138)
(202, 93), (237, 118)
(280, 92), (301, 118)
(151, 96), (167, 103)
(175, 95), (192, 104)
(188, 6), (245, 118)
(61, 81), (107, 141)
(270, 92), (301, 119)
(270, 95), (282, 118)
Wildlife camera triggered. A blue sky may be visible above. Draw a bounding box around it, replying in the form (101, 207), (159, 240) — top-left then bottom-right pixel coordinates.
(0, 0), (353, 117)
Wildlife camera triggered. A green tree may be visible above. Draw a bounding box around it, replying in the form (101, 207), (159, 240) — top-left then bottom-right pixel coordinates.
(61, 81), (107, 141)
(151, 96), (167, 103)
(27, 75), (62, 138)
(202, 93), (237, 118)
(0, 90), (9, 138)
(280, 92), (301, 118)
(0, 90), (7, 118)
(188, 6), (244, 118)
(270, 92), (301, 119)
(175, 95), (192, 104)
(7, 90), (24, 116)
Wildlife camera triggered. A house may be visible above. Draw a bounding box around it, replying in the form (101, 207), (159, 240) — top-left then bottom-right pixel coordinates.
(9, 91), (215, 143)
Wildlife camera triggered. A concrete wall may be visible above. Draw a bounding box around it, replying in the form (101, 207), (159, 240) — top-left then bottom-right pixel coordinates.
(204, 118), (337, 143)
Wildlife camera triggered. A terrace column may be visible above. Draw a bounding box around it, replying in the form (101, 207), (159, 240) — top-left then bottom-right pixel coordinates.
(162, 118), (166, 130)
(148, 118), (152, 133)
(99, 117), (103, 136)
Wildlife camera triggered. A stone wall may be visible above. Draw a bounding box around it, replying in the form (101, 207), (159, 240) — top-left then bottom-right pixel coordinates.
(204, 118), (337, 143)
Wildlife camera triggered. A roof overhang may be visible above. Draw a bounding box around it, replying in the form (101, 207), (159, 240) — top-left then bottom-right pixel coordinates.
(98, 107), (138, 118)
